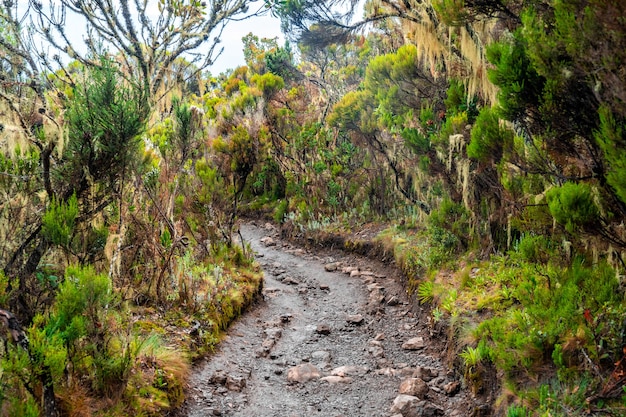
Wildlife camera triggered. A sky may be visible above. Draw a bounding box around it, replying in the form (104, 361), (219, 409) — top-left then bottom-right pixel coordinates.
(211, 13), (285, 74)
(14, 1), (284, 75)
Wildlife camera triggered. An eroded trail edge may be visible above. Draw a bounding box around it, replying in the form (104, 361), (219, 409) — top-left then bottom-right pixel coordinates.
(182, 223), (474, 417)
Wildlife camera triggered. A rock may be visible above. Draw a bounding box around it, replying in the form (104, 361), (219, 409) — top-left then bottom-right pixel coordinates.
(264, 327), (282, 339)
(375, 333), (385, 341)
(315, 324), (331, 335)
(225, 375), (246, 392)
(209, 370), (228, 385)
(390, 395), (420, 415)
(286, 363), (321, 383)
(399, 378), (429, 398)
(402, 337), (425, 350)
(346, 314), (364, 325)
(311, 350), (331, 363)
(262, 339), (275, 351)
(415, 367), (437, 382)
(349, 270), (361, 277)
(471, 404), (492, 417)
(260, 236), (276, 246)
(415, 401), (444, 417)
(391, 396), (443, 417)
(444, 380), (461, 396)
(368, 345), (385, 358)
(283, 276), (300, 285)
(331, 365), (369, 377)
(342, 266), (356, 274)
(320, 376), (353, 384)
(361, 270), (374, 276)
(369, 289), (385, 305)
(324, 262), (339, 272)
(366, 283), (384, 291)
(376, 367), (396, 376)
(387, 295), (400, 306)
(319, 284), (330, 291)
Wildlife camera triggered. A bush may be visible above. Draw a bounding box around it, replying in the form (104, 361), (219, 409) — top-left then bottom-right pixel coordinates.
(546, 182), (599, 233)
(467, 107), (514, 163)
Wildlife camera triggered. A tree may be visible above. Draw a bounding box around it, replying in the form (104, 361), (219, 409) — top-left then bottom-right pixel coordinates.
(4, 57), (148, 321)
(28, 0), (269, 100)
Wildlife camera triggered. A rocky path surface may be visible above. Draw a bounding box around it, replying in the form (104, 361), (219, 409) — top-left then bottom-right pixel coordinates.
(180, 223), (474, 417)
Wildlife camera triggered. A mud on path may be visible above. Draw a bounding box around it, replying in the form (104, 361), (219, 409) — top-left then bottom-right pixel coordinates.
(179, 223), (476, 417)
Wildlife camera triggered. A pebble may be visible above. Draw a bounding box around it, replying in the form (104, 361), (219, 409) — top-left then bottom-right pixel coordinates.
(402, 337), (425, 350)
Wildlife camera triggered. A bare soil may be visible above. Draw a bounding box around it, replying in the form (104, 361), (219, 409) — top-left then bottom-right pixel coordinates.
(178, 222), (486, 417)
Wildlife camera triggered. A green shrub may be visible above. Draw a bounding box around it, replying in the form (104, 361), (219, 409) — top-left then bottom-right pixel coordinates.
(467, 107), (514, 163)
(546, 182), (599, 233)
(506, 405), (529, 417)
(595, 105), (626, 205)
(273, 200), (289, 224)
(42, 194), (79, 248)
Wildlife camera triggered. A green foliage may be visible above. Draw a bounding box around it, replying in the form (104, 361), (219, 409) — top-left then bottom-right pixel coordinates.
(62, 56), (148, 195)
(486, 36), (544, 122)
(49, 265), (113, 347)
(41, 194), (78, 248)
(417, 280), (435, 304)
(595, 106), (626, 205)
(506, 405), (530, 417)
(273, 199), (289, 224)
(514, 234), (554, 264)
(428, 198), (469, 250)
(251, 72), (285, 97)
(546, 182), (599, 233)
(402, 128), (430, 154)
(467, 107), (514, 162)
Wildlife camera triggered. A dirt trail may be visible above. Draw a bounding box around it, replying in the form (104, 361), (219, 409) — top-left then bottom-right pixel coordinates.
(180, 223), (475, 417)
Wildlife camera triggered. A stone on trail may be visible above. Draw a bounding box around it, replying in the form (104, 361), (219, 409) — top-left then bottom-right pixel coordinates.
(310, 350), (331, 363)
(324, 262), (339, 272)
(346, 314), (364, 325)
(387, 295), (400, 306)
(330, 365), (369, 377)
(399, 378), (429, 398)
(260, 236), (276, 246)
(315, 324), (331, 335)
(287, 363), (321, 383)
(349, 269), (361, 277)
(390, 395), (420, 415)
(342, 266), (357, 274)
(282, 276), (300, 285)
(264, 327), (282, 340)
(320, 375), (353, 384)
(415, 366), (437, 382)
(391, 395), (444, 417)
(402, 336), (425, 350)
(443, 380), (461, 396)
(226, 375), (246, 392)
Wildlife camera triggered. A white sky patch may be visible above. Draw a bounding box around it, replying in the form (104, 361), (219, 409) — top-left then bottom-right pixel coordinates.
(12, 0), (284, 75)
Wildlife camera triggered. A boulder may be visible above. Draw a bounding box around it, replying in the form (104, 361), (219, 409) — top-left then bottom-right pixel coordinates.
(324, 262), (339, 272)
(287, 363), (321, 383)
(260, 236), (276, 246)
(444, 380), (461, 396)
(346, 314), (365, 325)
(390, 395), (420, 415)
(399, 378), (429, 398)
(402, 337), (425, 350)
(320, 376), (353, 384)
(316, 324), (331, 335)
(331, 365), (369, 377)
